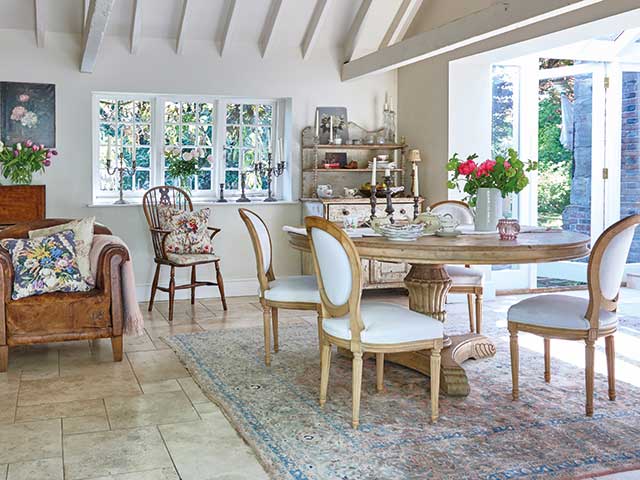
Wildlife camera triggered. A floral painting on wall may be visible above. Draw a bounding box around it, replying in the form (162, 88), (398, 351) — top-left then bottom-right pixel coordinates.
(0, 82), (56, 147)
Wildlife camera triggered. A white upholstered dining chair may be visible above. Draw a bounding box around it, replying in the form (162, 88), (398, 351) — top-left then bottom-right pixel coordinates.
(305, 216), (444, 429)
(507, 214), (640, 416)
(239, 208), (321, 366)
(430, 200), (484, 333)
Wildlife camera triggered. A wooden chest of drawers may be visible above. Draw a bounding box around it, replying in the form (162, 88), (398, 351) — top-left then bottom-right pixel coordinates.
(301, 197), (422, 289)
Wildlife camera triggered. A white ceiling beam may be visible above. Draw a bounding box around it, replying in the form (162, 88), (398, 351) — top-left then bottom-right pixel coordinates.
(176, 0), (192, 55)
(379, 0), (423, 50)
(613, 28), (640, 55)
(343, 0), (373, 63)
(342, 0), (606, 81)
(130, 0), (143, 54)
(34, 0), (46, 48)
(215, 0), (237, 56)
(301, 0), (330, 60)
(259, 0), (284, 58)
(81, 0), (115, 73)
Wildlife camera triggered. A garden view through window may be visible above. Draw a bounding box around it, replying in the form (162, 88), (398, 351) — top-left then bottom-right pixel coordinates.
(94, 95), (278, 200)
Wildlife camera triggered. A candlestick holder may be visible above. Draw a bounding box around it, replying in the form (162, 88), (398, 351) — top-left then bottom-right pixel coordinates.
(236, 171), (251, 202)
(413, 196), (420, 220)
(369, 186), (377, 224)
(106, 152), (136, 205)
(255, 152), (285, 202)
(384, 174), (395, 224)
(217, 183), (228, 203)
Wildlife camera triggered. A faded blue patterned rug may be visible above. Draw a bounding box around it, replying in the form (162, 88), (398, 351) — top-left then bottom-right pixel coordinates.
(164, 305), (640, 480)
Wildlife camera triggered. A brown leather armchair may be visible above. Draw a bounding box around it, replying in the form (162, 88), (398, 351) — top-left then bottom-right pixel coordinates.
(0, 219), (128, 372)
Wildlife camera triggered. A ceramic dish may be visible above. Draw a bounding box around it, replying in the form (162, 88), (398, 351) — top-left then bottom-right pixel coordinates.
(435, 229), (462, 238)
(379, 223), (425, 242)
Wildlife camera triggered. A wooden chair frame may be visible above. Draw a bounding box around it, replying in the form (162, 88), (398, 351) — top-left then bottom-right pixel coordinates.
(142, 186), (227, 322)
(508, 214), (640, 416)
(239, 208), (321, 366)
(430, 200), (483, 333)
(305, 216), (443, 429)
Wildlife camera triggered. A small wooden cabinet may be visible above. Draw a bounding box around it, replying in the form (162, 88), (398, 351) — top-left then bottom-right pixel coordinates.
(0, 185), (46, 228)
(301, 198), (422, 289)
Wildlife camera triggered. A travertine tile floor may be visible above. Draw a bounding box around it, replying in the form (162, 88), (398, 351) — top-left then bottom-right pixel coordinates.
(0, 291), (638, 480)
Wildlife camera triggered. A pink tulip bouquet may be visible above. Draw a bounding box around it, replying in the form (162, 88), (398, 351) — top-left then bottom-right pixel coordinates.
(446, 148), (537, 206)
(0, 139), (57, 185)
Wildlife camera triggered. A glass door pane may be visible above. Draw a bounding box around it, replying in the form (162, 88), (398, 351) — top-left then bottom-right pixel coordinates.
(620, 71), (640, 270)
(536, 72), (595, 287)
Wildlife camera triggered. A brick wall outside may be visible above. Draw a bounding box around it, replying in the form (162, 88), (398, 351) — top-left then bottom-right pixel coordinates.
(563, 72), (640, 263)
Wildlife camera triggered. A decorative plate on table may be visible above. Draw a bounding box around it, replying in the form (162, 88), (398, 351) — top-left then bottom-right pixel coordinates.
(379, 223), (425, 242)
(435, 229), (461, 238)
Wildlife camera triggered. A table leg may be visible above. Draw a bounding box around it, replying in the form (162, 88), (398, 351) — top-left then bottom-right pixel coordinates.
(386, 264), (496, 396)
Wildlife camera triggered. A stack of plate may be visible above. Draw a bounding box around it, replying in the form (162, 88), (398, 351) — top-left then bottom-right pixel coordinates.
(379, 223), (425, 242)
(368, 161), (395, 170)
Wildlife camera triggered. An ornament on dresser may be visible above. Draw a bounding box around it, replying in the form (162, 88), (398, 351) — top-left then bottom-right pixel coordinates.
(447, 148), (537, 232)
(315, 107), (349, 145)
(0, 139), (56, 185)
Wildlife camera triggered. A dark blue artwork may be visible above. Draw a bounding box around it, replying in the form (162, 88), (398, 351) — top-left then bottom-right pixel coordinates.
(0, 82), (56, 147)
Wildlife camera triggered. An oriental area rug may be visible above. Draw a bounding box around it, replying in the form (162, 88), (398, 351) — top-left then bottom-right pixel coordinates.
(164, 300), (640, 480)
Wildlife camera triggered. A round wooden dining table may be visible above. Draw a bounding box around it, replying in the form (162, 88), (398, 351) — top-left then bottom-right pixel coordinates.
(287, 228), (591, 397)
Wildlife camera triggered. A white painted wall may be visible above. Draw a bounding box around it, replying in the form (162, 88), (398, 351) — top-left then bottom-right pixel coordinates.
(0, 31), (396, 299)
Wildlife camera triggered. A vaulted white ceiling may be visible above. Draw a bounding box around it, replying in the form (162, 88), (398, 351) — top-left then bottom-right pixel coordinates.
(0, 0), (425, 72)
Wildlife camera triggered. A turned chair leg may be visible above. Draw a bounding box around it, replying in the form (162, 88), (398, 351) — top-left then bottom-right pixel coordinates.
(168, 266), (176, 322)
(190, 266), (196, 305)
(585, 339), (596, 416)
(215, 261), (228, 311)
(148, 263), (161, 312)
(605, 335), (616, 401)
(271, 307), (279, 352)
(509, 326), (519, 400)
(430, 345), (441, 423)
(475, 293), (483, 334)
(466, 294), (475, 333)
(352, 351), (364, 429)
(319, 339), (331, 406)
(111, 336), (123, 362)
(544, 338), (551, 383)
(376, 353), (384, 393)
(0, 345), (8, 372)
(262, 305), (272, 366)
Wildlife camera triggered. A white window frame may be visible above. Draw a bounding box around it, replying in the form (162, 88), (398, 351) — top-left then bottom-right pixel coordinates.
(92, 93), (290, 203)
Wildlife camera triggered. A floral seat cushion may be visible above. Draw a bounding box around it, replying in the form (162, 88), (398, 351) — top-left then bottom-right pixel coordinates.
(0, 230), (91, 300)
(158, 206), (215, 255)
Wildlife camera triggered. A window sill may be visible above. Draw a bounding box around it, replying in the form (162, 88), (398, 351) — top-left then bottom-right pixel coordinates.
(88, 199), (298, 208)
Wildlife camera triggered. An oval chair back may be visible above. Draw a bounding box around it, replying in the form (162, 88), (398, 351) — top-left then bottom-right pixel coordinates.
(142, 186), (193, 260)
(304, 216), (364, 343)
(586, 214), (640, 327)
(239, 208), (274, 295)
(430, 200), (475, 226)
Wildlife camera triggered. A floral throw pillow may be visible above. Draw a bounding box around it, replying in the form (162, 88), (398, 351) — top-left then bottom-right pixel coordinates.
(28, 216), (96, 286)
(0, 230), (91, 300)
(164, 208), (214, 254)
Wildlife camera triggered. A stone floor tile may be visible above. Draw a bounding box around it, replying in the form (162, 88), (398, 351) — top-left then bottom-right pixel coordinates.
(15, 399), (105, 423)
(105, 391), (198, 429)
(84, 467), (179, 480)
(6, 457), (63, 480)
(7, 347), (59, 380)
(193, 402), (218, 417)
(18, 371), (141, 406)
(177, 377), (208, 404)
(0, 465), (6, 480)
(63, 427), (173, 480)
(159, 416), (267, 480)
(0, 419), (61, 464)
(63, 415), (110, 435)
(140, 379), (182, 394)
(127, 350), (188, 384)
(145, 324), (205, 350)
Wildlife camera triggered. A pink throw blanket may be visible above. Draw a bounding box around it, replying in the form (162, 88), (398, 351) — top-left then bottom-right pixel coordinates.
(89, 235), (144, 336)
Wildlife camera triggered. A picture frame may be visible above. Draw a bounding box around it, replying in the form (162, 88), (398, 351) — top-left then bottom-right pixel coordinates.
(316, 106), (349, 145)
(0, 81), (56, 147)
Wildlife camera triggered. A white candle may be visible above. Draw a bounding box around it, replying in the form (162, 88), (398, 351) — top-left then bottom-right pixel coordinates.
(371, 157), (377, 185)
(106, 137), (112, 162)
(413, 164), (419, 197)
(315, 111), (319, 137)
(329, 116), (334, 143)
(384, 168), (390, 177)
